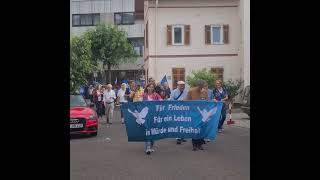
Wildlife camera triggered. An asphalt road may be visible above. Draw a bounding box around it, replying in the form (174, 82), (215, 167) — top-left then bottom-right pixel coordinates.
(70, 107), (250, 180)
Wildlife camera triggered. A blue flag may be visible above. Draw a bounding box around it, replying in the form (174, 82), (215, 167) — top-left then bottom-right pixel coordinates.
(122, 79), (128, 84)
(160, 75), (168, 85)
(121, 101), (223, 142)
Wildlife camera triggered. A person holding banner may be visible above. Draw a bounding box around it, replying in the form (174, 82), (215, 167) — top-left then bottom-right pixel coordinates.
(142, 83), (162, 155)
(116, 83), (128, 124)
(170, 81), (189, 144)
(205, 82), (214, 101)
(185, 80), (208, 151)
(213, 80), (229, 133)
(155, 82), (163, 97)
(162, 82), (171, 100)
(204, 82), (214, 143)
(169, 81), (188, 101)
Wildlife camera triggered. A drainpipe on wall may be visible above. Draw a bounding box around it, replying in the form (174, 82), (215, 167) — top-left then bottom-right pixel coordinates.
(154, 0), (158, 81)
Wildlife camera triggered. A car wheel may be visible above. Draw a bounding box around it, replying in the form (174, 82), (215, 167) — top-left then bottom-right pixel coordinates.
(91, 132), (98, 136)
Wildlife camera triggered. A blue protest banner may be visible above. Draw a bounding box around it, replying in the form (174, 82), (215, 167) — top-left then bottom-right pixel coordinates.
(121, 101), (223, 142)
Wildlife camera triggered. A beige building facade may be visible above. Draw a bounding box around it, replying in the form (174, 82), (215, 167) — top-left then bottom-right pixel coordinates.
(144, 0), (249, 89)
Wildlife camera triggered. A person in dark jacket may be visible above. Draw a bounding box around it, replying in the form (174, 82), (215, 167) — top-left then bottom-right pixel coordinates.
(213, 80), (229, 133)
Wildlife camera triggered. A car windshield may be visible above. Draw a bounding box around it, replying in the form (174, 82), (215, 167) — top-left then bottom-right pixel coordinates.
(70, 95), (87, 107)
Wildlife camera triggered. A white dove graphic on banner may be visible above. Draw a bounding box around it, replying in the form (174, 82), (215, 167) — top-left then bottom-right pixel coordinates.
(128, 107), (149, 125)
(197, 106), (218, 123)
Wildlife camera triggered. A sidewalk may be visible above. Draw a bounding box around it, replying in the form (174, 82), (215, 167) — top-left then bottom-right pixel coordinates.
(226, 108), (250, 129)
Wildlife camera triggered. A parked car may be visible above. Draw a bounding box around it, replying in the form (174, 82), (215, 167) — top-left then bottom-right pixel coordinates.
(70, 94), (98, 136)
(240, 85), (250, 117)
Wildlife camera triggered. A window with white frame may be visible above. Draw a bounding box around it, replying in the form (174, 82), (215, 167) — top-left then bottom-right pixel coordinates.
(211, 25), (223, 44)
(172, 25), (184, 45)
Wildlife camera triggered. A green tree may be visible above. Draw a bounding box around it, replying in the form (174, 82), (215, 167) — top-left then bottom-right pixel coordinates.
(70, 35), (96, 93)
(186, 68), (217, 89)
(186, 68), (243, 107)
(86, 24), (138, 83)
(223, 79), (243, 104)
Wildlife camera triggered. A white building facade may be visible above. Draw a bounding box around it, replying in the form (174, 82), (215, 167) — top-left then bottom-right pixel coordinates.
(70, 0), (145, 83)
(144, 0), (249, 89)
(239, 0), (250, 87)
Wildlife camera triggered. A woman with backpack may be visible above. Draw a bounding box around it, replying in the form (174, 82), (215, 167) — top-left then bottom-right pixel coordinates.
(142, 83), (162, 155)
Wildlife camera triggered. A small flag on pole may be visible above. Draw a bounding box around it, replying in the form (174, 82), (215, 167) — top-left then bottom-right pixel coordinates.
(114, 77), (117, 85)
(160, 75), (168, 85)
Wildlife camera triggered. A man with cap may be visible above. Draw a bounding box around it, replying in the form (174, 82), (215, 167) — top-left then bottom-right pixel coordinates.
(169, 81), (188, 101)
(169, 81), (189, 144)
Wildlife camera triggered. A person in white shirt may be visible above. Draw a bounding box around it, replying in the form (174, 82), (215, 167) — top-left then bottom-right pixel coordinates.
(116, 83), (128, 124)
(169, 81), (189, 144)
(103, 84), (116, 124)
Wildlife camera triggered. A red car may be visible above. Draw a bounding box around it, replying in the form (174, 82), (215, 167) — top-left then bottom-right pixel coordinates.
(70, 95), (98, 136)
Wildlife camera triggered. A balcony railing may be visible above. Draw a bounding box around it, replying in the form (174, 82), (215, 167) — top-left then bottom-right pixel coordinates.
(71, 23), (144, 39)
(118, 23), (144, 38)
(71, 0), (135, 14)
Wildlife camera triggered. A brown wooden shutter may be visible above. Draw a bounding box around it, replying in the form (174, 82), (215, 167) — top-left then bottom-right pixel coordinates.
(167, 25), (172, 45)
(211, 67), (224, 81)
(218, 68), (224, 80)
(184, 25), (190, 45)
(172, 68), (185, 89)
(205, 25), (211, 44)
(223, 24), (229, 44)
